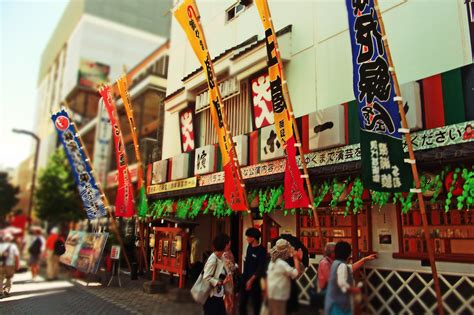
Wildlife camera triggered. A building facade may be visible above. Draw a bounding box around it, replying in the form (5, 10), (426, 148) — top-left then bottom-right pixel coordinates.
(146, 1), (474, 314)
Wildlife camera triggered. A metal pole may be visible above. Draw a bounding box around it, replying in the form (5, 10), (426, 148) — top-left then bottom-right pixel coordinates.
(373, 1), (444, 314)
(12, 129), (40, 227)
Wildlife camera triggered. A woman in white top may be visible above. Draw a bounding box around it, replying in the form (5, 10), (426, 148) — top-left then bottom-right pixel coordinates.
(202, 234), (232, 315)
(266, 239), (303, 315)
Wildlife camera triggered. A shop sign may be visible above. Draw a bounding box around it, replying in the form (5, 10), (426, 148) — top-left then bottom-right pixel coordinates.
(179, 108), (195, 152)
(251, 72), (274, 129)
(297, 144), (362, 169)
(308, 104), (345, 151)
(171, 153), (190, 181)
(152, 160), (168, 184)
(259, 125), (285, 162)
(194, 145), (215, 175)
(406, 121), (474, 151)
(147, 177), (197, 195)
(400, 81), (423, 131)
(78, 59), (110, 88)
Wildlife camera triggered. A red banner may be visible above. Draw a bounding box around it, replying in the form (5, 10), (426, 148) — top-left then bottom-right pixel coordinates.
(284, 138), (310, 209)
(99, 85), (135, 217)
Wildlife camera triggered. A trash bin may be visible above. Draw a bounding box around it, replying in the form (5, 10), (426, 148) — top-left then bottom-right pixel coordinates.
(131, 262), (138, 280)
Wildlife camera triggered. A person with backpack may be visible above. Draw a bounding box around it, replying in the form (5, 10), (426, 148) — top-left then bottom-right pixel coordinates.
(28, 227), (45, 281)
(45, 227), (64, 281)
(0, 233), (20, 298)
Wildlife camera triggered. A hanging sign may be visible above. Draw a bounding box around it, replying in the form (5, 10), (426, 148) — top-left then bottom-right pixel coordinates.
(179, 108), (195, 152)
(251, 72), (274, 129)
(174, 0), (248, 211)
(99, 85), (135, 217)
(345, 0), (412, 192)
(92, 98), (112, 187)
(51, 109), (107, 219)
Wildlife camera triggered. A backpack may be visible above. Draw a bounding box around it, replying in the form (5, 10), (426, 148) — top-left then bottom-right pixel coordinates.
(54, 239), (65, 256)
(29, 238), (42, 256)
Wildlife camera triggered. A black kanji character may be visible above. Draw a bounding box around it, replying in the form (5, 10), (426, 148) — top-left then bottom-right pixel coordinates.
(352, 0), (369, 14)
(361, 102), (395, 134)
(204, 56), (215, 89)
(265, 28), (278, 67)
(358, 56), (391, 103)
(270, 76), (286, 113)
(264, 129), (281, 155)
(354, 9), (383, 63)
(212, 99), (224, 128)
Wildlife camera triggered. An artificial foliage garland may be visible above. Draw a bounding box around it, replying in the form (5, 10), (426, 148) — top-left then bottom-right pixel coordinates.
(456, 166), (474, 210)
(331, 179), (348, 208)
(371, 190), (390, 209)
(312, 181), (330, 209)
(345, 177), (364, 215)
(258, 185), (284, 216)
(445, 167), (461, 212)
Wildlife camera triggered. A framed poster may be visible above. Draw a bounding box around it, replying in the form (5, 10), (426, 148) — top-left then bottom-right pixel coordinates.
(163, 240), (169, 257)
(170, 241), (177, 258)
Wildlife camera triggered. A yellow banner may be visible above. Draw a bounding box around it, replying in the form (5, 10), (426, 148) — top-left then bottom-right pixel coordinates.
(255, 0), (293, 145)
(147, 177), (197, 195)
(174, 0), (233, 166)
(116, 76), (144, 189)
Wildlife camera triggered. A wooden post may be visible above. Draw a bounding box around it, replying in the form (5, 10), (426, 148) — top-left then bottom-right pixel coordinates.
(62, 102), (132, 272)
(373, 1), (444, 314)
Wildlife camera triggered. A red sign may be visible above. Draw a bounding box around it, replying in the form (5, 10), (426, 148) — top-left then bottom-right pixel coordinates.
(284, 138), (310, 209)
(179, 108), (195, 152)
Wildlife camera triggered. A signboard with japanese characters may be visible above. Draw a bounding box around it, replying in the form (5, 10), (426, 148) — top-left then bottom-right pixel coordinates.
(152, 160), (168, 184)
(308, 104), (345, 151)
(171, 153), (190, 181)
(259, 125), (285, 161)
(297, 143), (362, 169)
(179, 108), (195, 152)
(233, 134), (248, 166)
(51, 109), (107, 219)
(400, 81), (423, 131)
(147, 177), (197, 195)
(345, 0), (412, 192)
(406, 121), (474, 151)
(92, 98), (112, 187)
(251, 72), (274, 129)
(194, 145), (215, 175)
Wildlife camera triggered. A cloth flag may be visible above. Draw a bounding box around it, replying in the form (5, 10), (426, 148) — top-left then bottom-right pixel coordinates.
(255, 0), (309, 208)
(116, 76), (148, 218)
(99, 85), (136, 217)
(174, 0), (248, 211)
(51, 109), (107, 219)
(345, 0), (412, 192)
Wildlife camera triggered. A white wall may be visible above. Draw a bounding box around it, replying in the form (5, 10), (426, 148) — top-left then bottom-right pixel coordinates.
(163, 0), (472, 160)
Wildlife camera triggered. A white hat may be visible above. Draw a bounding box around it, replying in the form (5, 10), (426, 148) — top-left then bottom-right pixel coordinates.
(3, 233), (14, 241)
(51, 227), (59, 234)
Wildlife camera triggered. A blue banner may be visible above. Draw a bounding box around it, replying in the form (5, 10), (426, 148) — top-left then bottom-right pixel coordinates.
(345, 0), (411, 191)
(51, 109), (107, 218)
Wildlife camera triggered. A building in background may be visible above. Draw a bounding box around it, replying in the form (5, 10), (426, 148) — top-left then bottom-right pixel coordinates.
(146, 1), (474, 313)
(14, 0), (172, 219)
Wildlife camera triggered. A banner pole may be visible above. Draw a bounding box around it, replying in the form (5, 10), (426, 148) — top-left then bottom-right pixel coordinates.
(117, 75), (149, 270)
(373, 1), (444, 314)
(63, 102), (132, 273)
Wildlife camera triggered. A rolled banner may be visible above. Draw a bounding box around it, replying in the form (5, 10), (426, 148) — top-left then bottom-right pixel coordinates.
(51, 109), (107, 219)
(99, 85), (136, 217)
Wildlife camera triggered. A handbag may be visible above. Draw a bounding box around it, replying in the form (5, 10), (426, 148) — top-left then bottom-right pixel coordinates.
(190, 254), (217, 304)
(190, 271), (211, 304)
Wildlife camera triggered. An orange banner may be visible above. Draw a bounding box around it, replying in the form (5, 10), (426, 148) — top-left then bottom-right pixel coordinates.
(255, 0), (293, 146)
(174, 0), (248, 211)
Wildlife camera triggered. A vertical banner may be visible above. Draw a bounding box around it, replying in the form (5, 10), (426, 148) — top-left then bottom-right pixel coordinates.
(92, 98), (112, 186)
(116, 76), (147, 218)
(99, 85), (135, 217)
(174, 0), (248, 211)
(51, 109), (107, 219)
(255, 0), (309, 208)
(345, 0), (411, 192)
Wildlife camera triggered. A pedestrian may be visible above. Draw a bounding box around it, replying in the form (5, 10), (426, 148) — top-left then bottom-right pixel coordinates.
(0, 233), (20, 298)
(314, 242), (337, 310)
(265, 239), (303, 315)
(28, 227), (45, 281)
(45, 227), (63, 280)
(240, 228), (267, 315)
(223, 245), (238, 315)
(202, 234), (233, 315)
(324, 241), (377, 315)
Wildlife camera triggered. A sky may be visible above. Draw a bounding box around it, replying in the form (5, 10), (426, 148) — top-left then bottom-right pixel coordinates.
(0, 0), (69, 170)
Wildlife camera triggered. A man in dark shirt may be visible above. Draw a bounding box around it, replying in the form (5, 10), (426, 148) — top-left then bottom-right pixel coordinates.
(240, 228), (266, 315)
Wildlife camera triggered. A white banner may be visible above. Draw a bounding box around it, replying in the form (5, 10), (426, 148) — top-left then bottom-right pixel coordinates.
(92, 98), (112, 187)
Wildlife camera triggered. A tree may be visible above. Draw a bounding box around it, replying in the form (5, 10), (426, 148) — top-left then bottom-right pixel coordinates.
(0, 172), (19, 220)
(35, 149), (85, 226)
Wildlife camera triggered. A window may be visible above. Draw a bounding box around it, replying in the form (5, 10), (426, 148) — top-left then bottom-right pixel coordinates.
(226, 0), (252, 22)
(196, 81), (252, 147)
